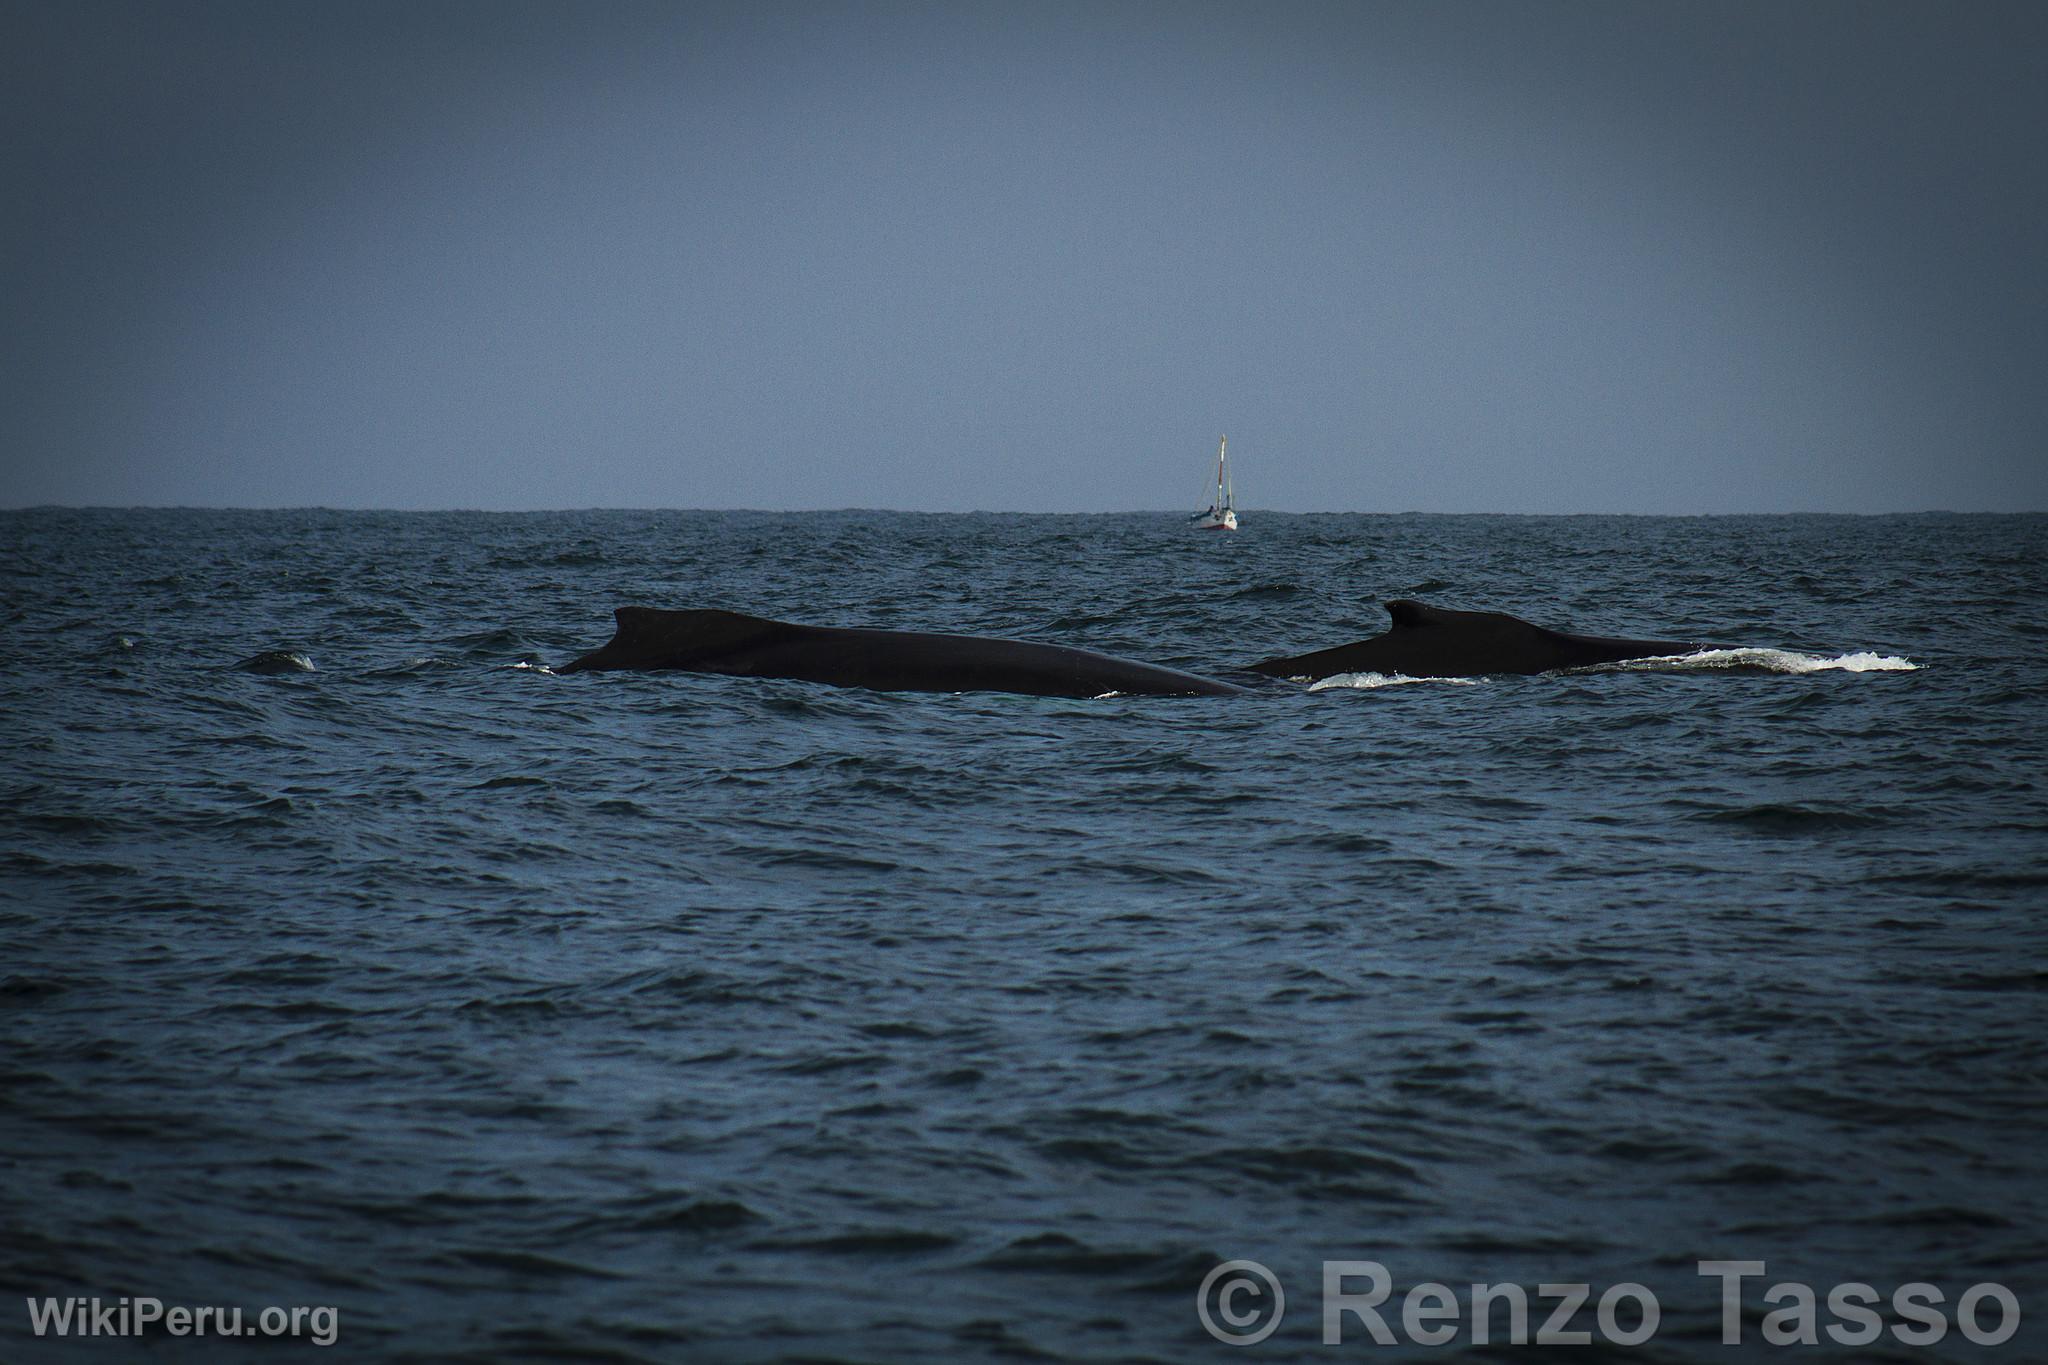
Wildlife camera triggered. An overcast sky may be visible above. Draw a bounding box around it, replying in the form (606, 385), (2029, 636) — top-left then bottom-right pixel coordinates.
(4, 0), (2043, 513)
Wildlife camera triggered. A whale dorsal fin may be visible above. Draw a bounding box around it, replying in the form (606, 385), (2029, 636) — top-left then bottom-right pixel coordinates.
(609, 607), (792, 661)
(1384, 599), (1458, 629)
(611, 605), (765, 642)
(560, 606), (798, 672)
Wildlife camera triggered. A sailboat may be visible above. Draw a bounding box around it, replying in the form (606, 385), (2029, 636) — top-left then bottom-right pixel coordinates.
(1190, 435), (1238, 530)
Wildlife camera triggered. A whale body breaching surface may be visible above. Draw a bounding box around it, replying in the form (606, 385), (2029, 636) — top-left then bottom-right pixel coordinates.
(557, 607), (1248, 697)
(1244, 600), (1707, 681)
(555, 600), (1746, 697)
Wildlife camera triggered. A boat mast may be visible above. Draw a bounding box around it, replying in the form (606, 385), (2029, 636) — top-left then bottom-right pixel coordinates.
(1216, 435), (1227, 513)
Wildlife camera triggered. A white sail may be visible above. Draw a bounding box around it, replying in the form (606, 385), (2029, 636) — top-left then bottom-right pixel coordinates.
(1192, 435), (1238, 530)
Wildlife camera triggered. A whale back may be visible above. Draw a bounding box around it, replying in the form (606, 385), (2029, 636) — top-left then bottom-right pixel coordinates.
(1246, 599), (1704, 680)
(559, 607), (1246, 697)
(557, 607), (801, 674)
(562, 600), (1704, 691)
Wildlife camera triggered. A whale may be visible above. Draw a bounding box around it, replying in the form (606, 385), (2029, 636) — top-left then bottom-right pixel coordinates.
(558, 607), (1248, 697)
(1246, 599), (1706, 681)
(558, 601), (1710, 696)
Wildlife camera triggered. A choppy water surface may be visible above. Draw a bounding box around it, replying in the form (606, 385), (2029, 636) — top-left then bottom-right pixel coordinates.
(3, 509), (2045, 1362)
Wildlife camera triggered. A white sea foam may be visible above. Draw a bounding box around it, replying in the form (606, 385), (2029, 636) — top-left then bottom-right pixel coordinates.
(1307, 671), (1483, 691)
(1604, 648), (1919, 674)
(1306, 649), (1919, 688)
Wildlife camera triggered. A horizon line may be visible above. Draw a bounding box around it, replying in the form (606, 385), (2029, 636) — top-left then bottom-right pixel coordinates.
(4, 504), (2038, 518)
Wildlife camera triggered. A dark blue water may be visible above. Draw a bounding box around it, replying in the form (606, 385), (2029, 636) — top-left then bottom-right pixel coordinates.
(4, 509), (2044, 1362)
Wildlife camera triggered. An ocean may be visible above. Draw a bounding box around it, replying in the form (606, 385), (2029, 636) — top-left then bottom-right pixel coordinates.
(3, 508), (2044, 1362)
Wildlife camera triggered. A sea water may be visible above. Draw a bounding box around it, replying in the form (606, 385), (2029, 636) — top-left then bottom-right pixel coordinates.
(3, 509), (2043, 1361)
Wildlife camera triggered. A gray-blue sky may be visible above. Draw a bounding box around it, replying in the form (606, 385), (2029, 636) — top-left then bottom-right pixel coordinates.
(4, 0), (2043, 512)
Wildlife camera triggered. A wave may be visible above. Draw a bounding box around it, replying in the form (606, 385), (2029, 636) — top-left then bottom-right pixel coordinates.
(1306, 647), (1915, 688)
(366, 655), (461, 677)
(232, 650), (315, 673)
(1599, 647), (1918, 674)
(1695, 802), (1888, 833)
(1307, 671), (1482, 691)
(443, 627), (547, 655)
